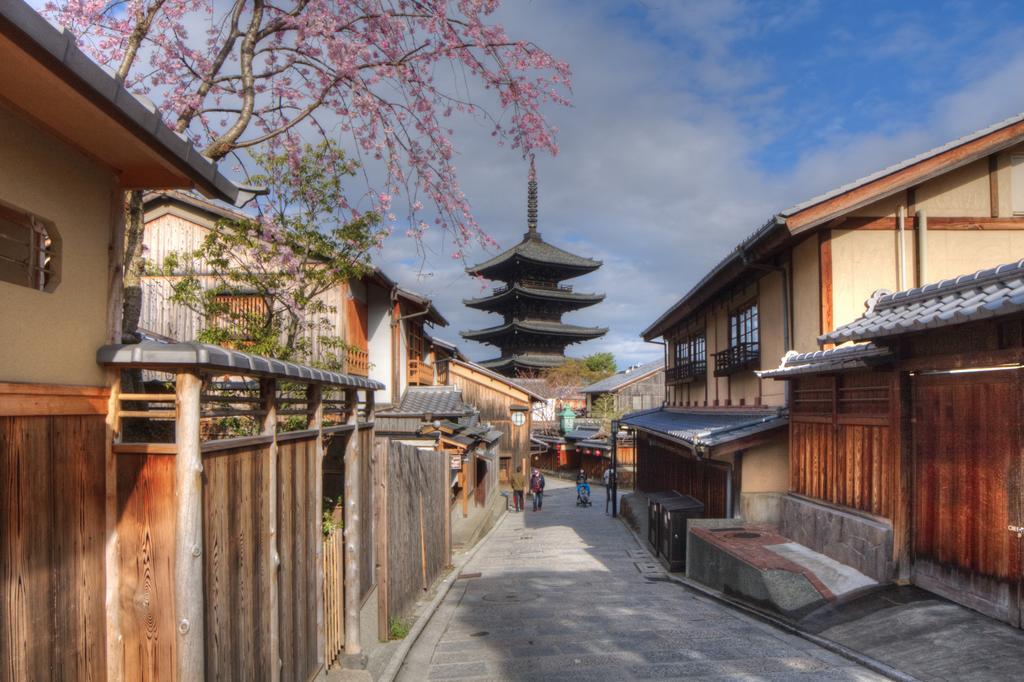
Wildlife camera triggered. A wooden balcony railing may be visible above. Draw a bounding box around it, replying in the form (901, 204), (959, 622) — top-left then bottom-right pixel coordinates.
(666, 359), (706, 383)
(493, 279), (574, 295)
(713, 342), (760, 377)
(346, 347), (369, 377)
(407, 358), (434, 386)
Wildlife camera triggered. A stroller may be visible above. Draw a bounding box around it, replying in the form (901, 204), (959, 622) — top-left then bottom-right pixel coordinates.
(576, 481), (592, 507)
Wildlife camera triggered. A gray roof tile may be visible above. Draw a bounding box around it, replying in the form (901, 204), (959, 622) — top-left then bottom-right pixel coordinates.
(580, 359), (665, 394)
(822, 259), (1024, 344)
(757, 342), (893, 379)
(621, 408), (787, 451)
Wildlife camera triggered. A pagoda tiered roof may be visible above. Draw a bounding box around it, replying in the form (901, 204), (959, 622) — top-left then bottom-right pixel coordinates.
(460, 319), (608, 344)
(478, 353), (570, 373)
(466, 231), (601, 282)
(463, 281), (605, 312)
(460, 156), (605, 375)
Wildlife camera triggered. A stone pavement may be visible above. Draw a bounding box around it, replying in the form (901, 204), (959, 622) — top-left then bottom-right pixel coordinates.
(398, 479), (884, 681)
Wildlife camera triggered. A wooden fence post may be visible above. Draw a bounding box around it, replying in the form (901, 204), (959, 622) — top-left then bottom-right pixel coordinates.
(174, 371), (204, 680)
(376, 435), (389, 642)
(308, 383), (326, 672)
(343, 388), (363, 662)
(104, 370), (123, 682)
(261, 378), (281, 682)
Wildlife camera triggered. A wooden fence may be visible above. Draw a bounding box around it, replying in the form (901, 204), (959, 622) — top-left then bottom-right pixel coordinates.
(381, 441), (450, 623)
(789, 371), (900, 519)
(324, 529), (345, 668)
(1, 410), (109, 681)
(115, 433), (323, 682)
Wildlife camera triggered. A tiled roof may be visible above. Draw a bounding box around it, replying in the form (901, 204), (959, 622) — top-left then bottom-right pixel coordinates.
(821, 259), (1024, 344)
(461, 319), (607, 341)
(479, 354), (573, 372)
(97, 342), (384, 389)
(447, 359), (547, 402)
(757, 343), (893, 379)
(464, 284), (605, 308)
(564, 427), (601, 440)
(510, 378), (584, 400)
(388, 386), (472, 416)
(467, 232), (601, 276)
(581, 359), (665, 394)
(621, 408), (787, 452)
(779, 112), (1024, 218)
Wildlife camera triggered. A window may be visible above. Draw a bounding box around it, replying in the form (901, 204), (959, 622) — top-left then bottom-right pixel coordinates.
(0, 203), (60, 292)
(668, 332), (706, 382)
(729, 302), (758, 349)
(714, 302), (759, 376)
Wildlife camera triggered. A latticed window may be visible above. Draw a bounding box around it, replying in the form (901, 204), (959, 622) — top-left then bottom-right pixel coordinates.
(714, 302), (759, 376)
(0, 203), (60, 292)
(669, 333), (706, 382)
(208, 294), (268, 333)
(729, 302), (758, 349)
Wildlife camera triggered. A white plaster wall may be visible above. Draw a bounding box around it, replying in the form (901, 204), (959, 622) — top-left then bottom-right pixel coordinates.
(367, 282), (392, 404)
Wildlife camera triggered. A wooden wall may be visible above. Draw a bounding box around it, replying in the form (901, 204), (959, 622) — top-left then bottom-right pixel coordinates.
(384, 441), (448, 622)
(1, 413), (108, 681)
(358, 426), (375, 602)
(117, 453), (177, 681)
(636, 431), (729, 517)
(446, 363), (532, 470)
(117, 434), (323, 682)
(789, 372), (900, 520)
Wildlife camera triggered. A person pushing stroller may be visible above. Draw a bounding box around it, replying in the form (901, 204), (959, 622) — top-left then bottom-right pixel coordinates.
(575, 469), (592, 507)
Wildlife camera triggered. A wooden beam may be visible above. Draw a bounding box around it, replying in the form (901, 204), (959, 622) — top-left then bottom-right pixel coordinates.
(819, 230), (833, 347)
(815, 215), (1024, 230)
(786, 117), (1024, 233)
(308, 384), (326, 672)
(376, 432), (389, 643)
(104, 371), (123, 682)
(174, 372), (205, 681)
(989, 154), (1000, 218)
(261, 379), (281, 682)
(343, 388), (362, 656)
(900, 348), (1024, 372)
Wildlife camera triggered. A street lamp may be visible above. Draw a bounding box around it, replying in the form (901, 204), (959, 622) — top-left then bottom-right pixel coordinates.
(610, 419), (619, 517)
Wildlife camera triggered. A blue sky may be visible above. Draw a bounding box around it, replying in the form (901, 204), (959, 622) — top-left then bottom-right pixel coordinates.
(371, 0), (1024, 370)
(40, 0), (1024, 370)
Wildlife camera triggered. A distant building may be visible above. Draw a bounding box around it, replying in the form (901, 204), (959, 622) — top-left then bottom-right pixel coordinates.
(512, 377), (586, 422)
(462, 157), (606, 376)
(581, 359), (665, 416)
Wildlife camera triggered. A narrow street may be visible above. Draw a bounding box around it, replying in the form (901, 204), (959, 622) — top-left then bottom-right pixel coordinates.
(399, 480), (885, 681)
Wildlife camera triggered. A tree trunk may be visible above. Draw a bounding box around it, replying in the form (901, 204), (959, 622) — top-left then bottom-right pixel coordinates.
(121, 190), (146, 341)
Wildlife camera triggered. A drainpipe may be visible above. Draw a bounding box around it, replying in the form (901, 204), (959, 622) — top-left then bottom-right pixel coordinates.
(916, 210), (928, 286)
(897, 205), (907, 291)
(646, 338), (667, 406)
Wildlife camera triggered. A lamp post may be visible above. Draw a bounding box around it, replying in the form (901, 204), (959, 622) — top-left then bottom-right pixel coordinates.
(610, 419), (619, 517)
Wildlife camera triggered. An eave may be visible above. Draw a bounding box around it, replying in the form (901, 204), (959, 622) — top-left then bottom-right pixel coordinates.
(463, 285), (605, 311)
(461, 321), (608, 343)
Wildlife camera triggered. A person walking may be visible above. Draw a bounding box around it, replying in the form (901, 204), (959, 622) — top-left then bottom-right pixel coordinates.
(576, 468), (588, 485)
(603, 464), (614, 513)
(530, 468), (546, 511)
(510, 468), (526, 512)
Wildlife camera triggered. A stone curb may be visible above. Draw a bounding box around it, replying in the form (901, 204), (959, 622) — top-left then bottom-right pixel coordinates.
(378, 506), (510, 682)
(617, 516), (921, 682)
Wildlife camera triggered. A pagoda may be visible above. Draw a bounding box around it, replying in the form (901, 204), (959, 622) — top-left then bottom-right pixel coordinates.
(462, 157), (607, 376)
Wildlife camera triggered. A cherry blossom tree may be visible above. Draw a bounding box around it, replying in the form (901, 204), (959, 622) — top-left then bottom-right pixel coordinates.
(44, 0), (571, 337)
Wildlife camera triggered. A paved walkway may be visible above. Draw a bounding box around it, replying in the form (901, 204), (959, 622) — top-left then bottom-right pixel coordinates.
(399, 480), (884, 681)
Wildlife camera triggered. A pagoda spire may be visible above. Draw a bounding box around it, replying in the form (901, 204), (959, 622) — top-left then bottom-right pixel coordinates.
(527, 153), (538, 235)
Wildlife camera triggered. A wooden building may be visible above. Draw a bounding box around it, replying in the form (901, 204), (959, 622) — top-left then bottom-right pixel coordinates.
(634, 111), (1024, 552)
(462, 158), (606, 376)
(439, 358), (546, 483)
(762, 258), (1024, 627)
(139, 193), (448, 407)
(0, 2), (273, 678)
(581, 359), (665, 416)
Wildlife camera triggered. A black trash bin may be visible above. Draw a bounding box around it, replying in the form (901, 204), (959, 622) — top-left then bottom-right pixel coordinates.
(659, 495), (704, 571)
(646, 491), (681, 553)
